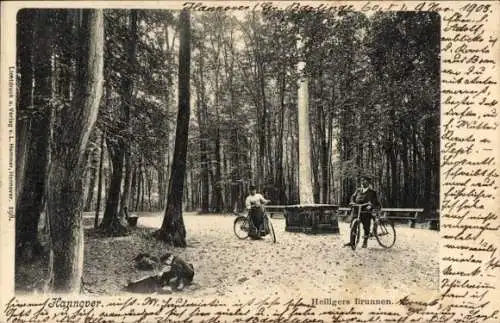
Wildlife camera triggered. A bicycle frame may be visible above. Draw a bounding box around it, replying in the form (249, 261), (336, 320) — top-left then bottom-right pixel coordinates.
(349, 203), (396, 249)
(233, 207), (276, 243)
(350, 203), (377, 223)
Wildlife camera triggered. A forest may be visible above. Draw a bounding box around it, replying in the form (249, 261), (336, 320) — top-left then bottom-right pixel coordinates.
(15, 9), (440, 292)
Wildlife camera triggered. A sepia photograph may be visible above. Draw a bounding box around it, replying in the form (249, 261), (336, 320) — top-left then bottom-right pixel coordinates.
(3, 0), (499, 322)
(13, 7), (442, 301)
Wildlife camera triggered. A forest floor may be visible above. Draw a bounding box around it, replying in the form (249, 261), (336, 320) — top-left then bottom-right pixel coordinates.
(16, 212), (439, 302)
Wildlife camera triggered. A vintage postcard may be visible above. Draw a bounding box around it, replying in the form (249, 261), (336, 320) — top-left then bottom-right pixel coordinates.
(1, 1), (499, 322)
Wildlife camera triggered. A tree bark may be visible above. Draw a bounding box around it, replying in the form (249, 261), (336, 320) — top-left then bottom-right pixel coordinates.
(100, 139), (126, 233)
(213, 128), (224, 212)
(15, 9), (34, 204)
(120, 155), (133, 213)
(84, 146), (99, 211)
(16, 11), (52, 261)
(195, 50), (210, 213)
(119, 9), (138, 216)
(101, 10), (137, 232)
(157, 9), (191, 247)
(276, 69), (287, 204)
(47, 9), (104, 293)
(135, 163), (142, 211)
(94, 131), (105, 228)
(320, 105), (330, 204)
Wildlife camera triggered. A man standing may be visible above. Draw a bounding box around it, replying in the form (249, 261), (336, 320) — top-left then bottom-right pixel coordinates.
(350, 176), (381, 248)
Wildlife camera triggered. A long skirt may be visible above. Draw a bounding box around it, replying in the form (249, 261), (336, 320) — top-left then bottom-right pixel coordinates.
(248, 207), (264, 233)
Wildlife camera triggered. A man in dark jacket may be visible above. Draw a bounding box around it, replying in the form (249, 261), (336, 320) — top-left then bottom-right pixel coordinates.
(349, 176), (381, 248)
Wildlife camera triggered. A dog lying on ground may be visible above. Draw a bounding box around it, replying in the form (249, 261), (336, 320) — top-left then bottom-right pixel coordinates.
(159, 253), (195, 290)
(125, 253), (194, 293)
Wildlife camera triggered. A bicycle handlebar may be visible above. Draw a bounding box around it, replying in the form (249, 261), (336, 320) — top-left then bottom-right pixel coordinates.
(350, 202), (372, 207)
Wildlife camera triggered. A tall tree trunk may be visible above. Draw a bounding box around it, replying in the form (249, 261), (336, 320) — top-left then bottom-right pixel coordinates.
(401, 135), (411, 206)
(431, 115), (440, 211)
(157, 9), (191, 247)
(16, 9), (34, 204)
(16, 11), (53, 261)
(320, 106), (330, 204)
(140, 164), (145, 211)
(423, 117), (435, 215)
(95, 131), (105, 228)
(130, 167), (137, 210)
(100, 140), (125, 232)
(118, 10), (138, 216)
(310, 105), (320, 204)
(135, 164), (142, 211)
(223, 34), (242, 212)
(213, 128), (224, 212)
(230, 126), (241, 212)
(148, 169), (153, 211)
(47, 9), (104, 292)
(326, 114), (334, 203)
(101, 10), (137, 232)
(389, 147), (399, 206)
(157, 167), (163, 210)
(119, 10), (137, 216)
(195, 51), (210, 213)
(120, 157), (133, 213)
(275, 70), (287, 204)
(257, 62), (266, 189)
(84, 147), (99, 211)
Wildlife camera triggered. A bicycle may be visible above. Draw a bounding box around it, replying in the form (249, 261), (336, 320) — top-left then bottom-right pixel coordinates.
(349, 203), (396, 250)
(233, 206), (276, 243)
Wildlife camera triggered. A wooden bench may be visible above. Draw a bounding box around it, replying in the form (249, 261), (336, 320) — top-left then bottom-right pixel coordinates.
(382, 208), (440, 230)
(337, 207), (439, 229)
(267, 205), (439, 230)
(380, 208), (424, 228)
(337, 207), (424, 225)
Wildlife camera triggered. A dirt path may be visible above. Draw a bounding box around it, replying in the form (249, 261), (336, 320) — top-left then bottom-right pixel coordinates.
(129, 213), (439, 301)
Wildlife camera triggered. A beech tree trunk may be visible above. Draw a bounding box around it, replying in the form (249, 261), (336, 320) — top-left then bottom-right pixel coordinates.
(195, 50), (210, 213)
(16, 10), (52, 261)
(100, 139), (125, 232)
(15, 9), (34, 204)
(213, 128), (224, 212)
(158, 9), (191, 247)
(101, 10), (137, 232)
(84, 147), (99, 211)
(47, 9), (104, 293)
(119, 10), (137, 216)
(94, 131), (105, 228)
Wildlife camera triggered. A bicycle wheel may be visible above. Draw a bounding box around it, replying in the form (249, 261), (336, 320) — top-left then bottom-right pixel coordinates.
(350, 217), (357, 228)
(266, 217), (276, 243)
(374, 219), (396, 248)
(234, 216), (249, 240)
(350, 219), (361, 250)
